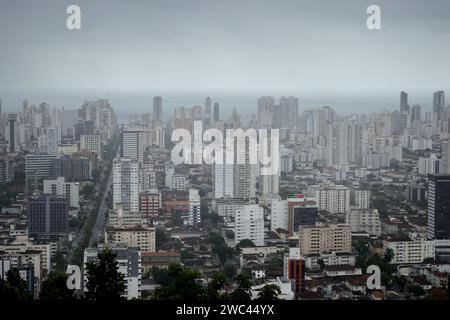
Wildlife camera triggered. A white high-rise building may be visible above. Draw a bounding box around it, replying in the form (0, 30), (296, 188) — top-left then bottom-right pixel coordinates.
(113, 158), (140, 212)
(43, 177), (79, 208)
(315, 185), (350, 214)
(214, 149), (234, 199)
(121, 128), (147, 163)
(46, 127), (58, 155)
(235, 205), (264, 246)
(271, 198), (288, 231)
(188, 189), (201, 226)
(353, 189), (371, 209)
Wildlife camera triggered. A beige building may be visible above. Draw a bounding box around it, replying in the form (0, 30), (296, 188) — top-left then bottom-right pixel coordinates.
(80, 134), (102, 160)
(299, 224), (352, 255)
(107, 226), (156, 252)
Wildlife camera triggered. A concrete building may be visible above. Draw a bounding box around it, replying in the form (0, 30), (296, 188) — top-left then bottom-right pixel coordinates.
(27, 195), (68, 237)
(121, 128), (147, 163)
(80, 134), (102, 160)
(235, 205), (264, 246)
(25, 154), (57, 193)
(107, 226), (156, 252)
(427, 174), (450, 239)
(139, 191), (161, 218)
(315, 185), (350, 214)
(299, 224), (352, 255)
(304, 252), (356, 270)
(346, 208), (381, 236)
(383, 237), (435, 264)
(188, 189), (201, 226)
(43, 177), (79, 208)
(352, 189), (371, 209)
(113, 158), (140, 212)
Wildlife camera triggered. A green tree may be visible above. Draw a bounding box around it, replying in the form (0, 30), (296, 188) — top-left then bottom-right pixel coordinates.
(84, 247), (125, 301)
(40, 272), (76, 300)
(153, 264), (206, 300)
(230, 273), (252, 301)
(0, 268), (32, 301)
(235, 239), (256, 251)
(257, 284), (281, 300)
(207, 272), (227, 300)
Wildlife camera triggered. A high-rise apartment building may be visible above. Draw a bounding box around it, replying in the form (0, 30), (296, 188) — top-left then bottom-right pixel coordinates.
(121, 128), (147, 163)
(188, 189), (201, 226)
(235, 205), (264, 246)
(428, 175), (450, 239)
(153, 96), (162, 122)
(113, 158), (140, 212)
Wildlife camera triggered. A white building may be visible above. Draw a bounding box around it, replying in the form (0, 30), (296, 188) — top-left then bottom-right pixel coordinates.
(315, 185), (350, 214)
(165, 164), (186, 191)
(418, 155), (443, 175)
(346, 208), (381, 236)
(271, 198), (288, 231)
(383, 237), (435, 264)
(188, 189), (201, 225)
(43, 176), (80, 208)
(304, 252), (356, 270)
(352, 189), (370, 209)
(235, 205), (264, 246)
(113, 158), (140, 212)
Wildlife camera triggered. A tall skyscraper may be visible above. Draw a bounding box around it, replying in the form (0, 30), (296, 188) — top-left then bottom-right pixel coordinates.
(411, 104), (421, 123)
(121, 128), (147, 163)
(400, 91), (410, 114)
(7, 114), (17, 153)
(153, 96), (162, 122)
(113, 158), (140, 212)
(433, 91), (445, 121)
(46, 127), (58, 155)
(257, 96), (274, 129)
(428, 175), (450, 239)
(213, 102), (220, 122)
(441, 139), (450, 174)
(279, 96), (299, 129)
(28, 195), (68, 236)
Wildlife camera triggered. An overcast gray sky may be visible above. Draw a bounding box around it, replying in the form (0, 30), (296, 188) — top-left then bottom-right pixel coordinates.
(0, 0), (449, 94)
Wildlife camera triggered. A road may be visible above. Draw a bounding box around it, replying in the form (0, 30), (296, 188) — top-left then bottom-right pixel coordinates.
(88, 147), (119, 247)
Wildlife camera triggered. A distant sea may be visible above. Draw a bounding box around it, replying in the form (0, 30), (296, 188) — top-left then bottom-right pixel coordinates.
(0, 89), (437, 123)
